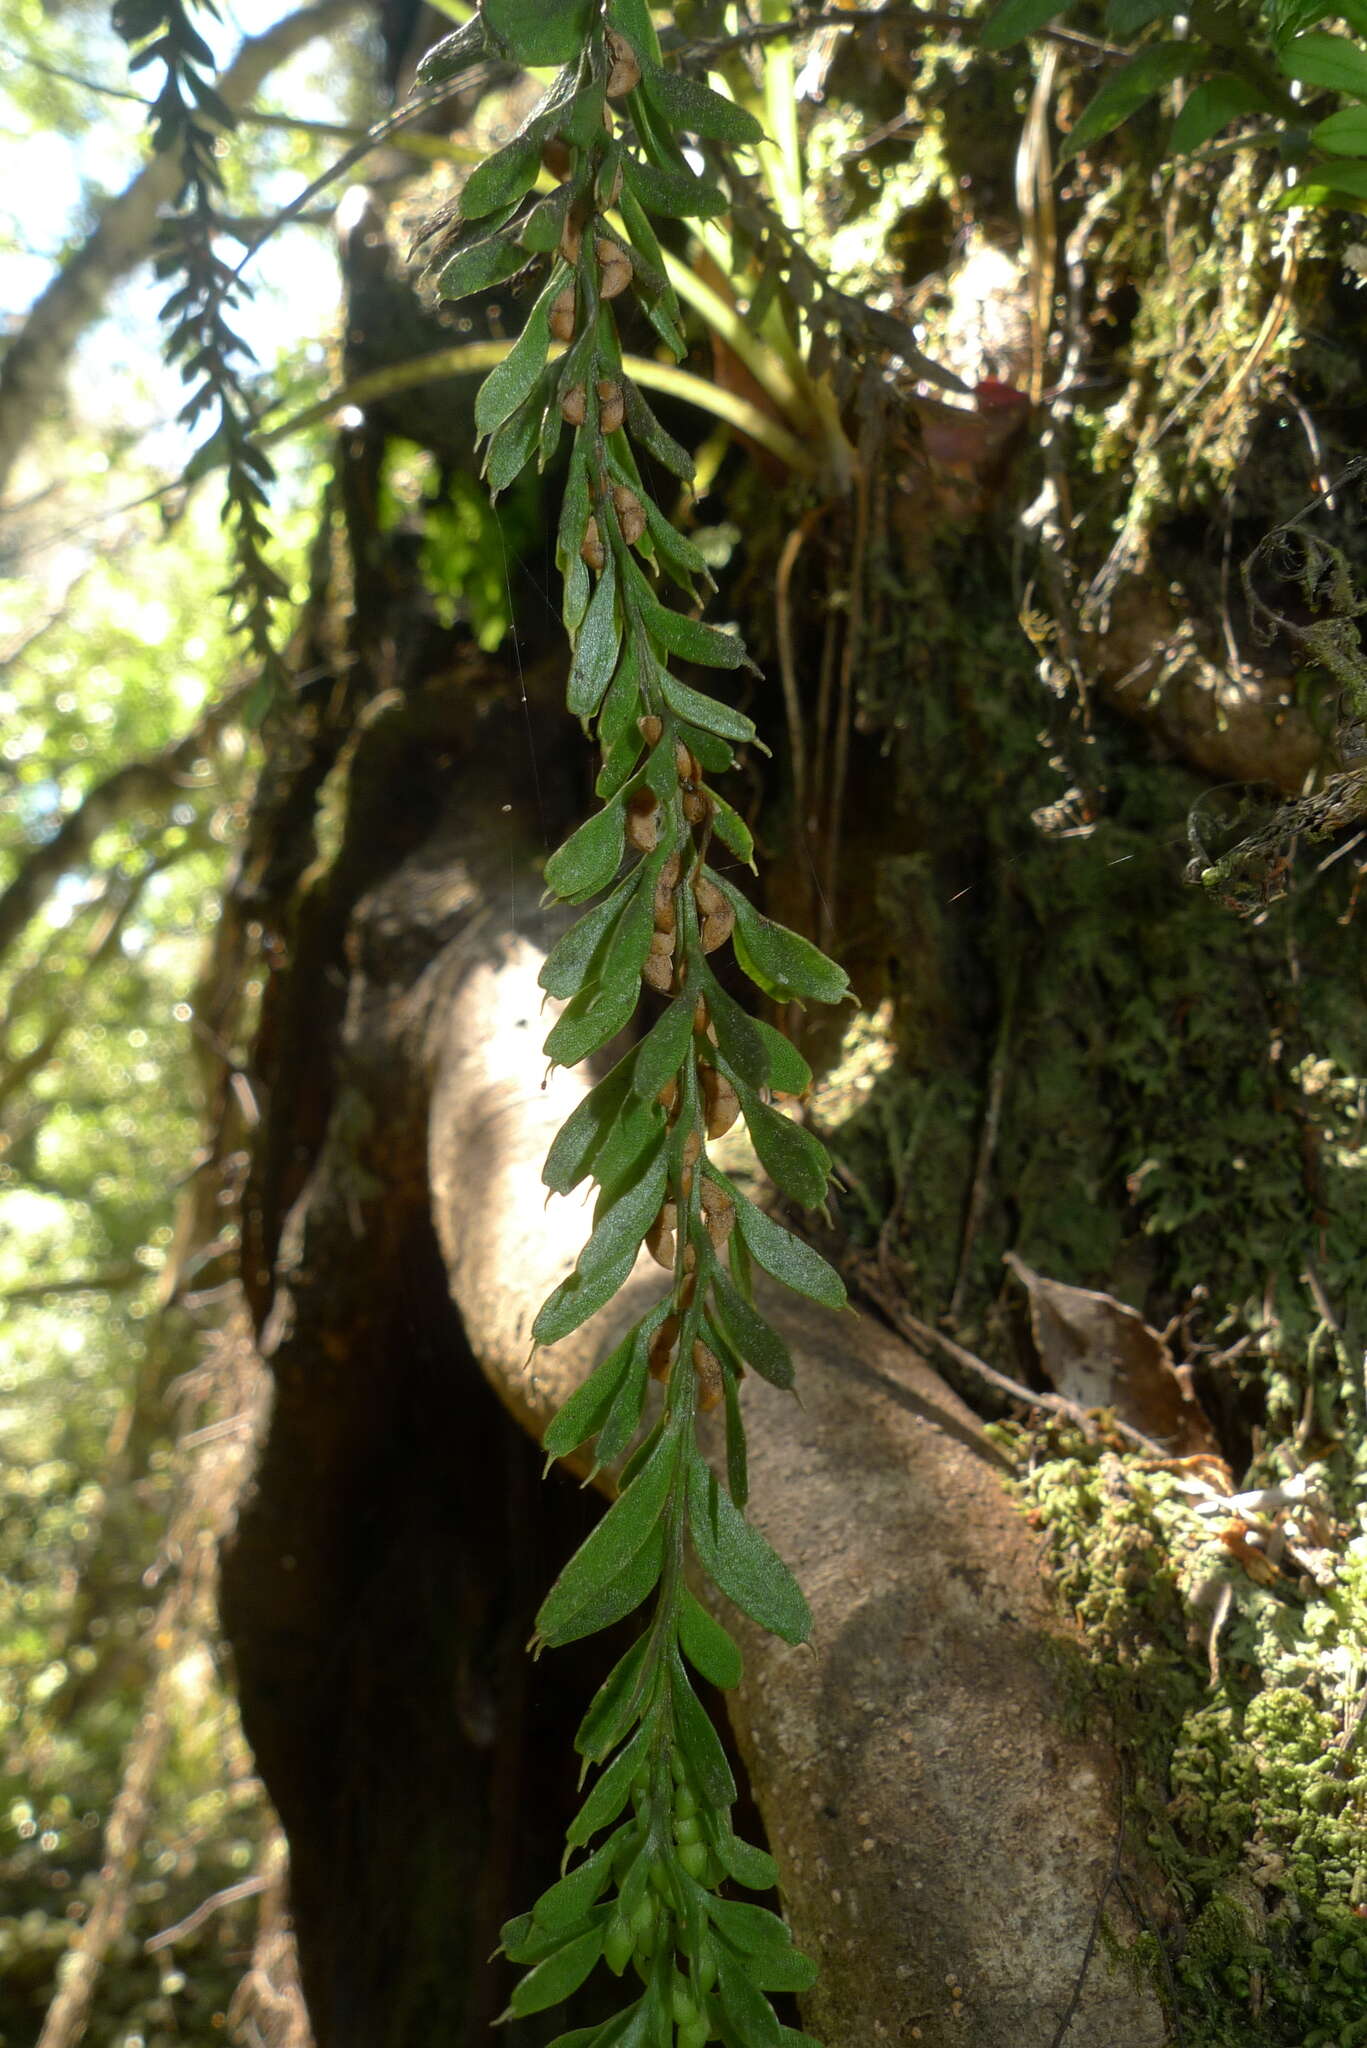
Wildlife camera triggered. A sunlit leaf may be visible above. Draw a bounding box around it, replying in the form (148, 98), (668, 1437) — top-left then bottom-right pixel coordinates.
(1059, 43), (1193, 162)
(1281, 29), (1367, 98)
(719, 1174), (847, 1310)
(981, 0), (1075, 49)
(544, 797), (626, 901)
(643, 71), (764, 145)
(687, 1450), (811, 1643)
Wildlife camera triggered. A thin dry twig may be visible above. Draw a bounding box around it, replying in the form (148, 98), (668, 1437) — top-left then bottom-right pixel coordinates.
(853, 1257), (1172, 1458)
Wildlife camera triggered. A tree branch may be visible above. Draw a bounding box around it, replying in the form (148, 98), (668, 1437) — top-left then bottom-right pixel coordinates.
(0, 680), (249, 969)
(0, 0), (356, 503)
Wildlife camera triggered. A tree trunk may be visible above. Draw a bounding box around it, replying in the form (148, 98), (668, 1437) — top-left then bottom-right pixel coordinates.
(215, 148), (1367, 2048)
(219, 654), (1167, 2046)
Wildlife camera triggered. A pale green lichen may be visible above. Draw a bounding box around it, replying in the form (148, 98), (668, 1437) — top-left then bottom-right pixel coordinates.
(1017, 1441), (1367, 2045)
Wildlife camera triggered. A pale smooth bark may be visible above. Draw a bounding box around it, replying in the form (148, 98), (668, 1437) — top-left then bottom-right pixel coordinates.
(424, 870), (1171, 2048)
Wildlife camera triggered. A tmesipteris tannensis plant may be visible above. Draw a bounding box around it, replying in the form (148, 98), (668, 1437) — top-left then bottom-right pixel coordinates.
(418, 3), (846, 2043)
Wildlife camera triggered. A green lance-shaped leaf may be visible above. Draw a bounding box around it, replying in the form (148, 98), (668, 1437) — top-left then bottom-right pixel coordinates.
(713, 1169), (847, 1311)
(415, 14), (488, 83)
(460, 128), (544, 220)
(533, 1249), (639, 1349)
(637, 589), (749, 671)
(542, 923), (647, 1073)
(501, 1910), (571, 1965)
(755, 1018), (812, 1097)
(710, 874), (849, 1004)
(642, 70), (765, 146)
(709, 1822), (778, 1893)
(709, 1256), (795, 1389)
(1104, 0), (1175, 37)
(542, 1041), (637, 1194)
(540, 870), (637, 1003)
(1311, 103), (1367, 151)
(707, 789), (755, 869)
(687, 1449), (811, 1644)
(614, 190), (684, 355)
(1059, 43), (1193, 161)
(485, 375), (552, 496)
(576, 1633), (653, 1761)
(591, 1311), (655, 1470)
(535, 1427), (680, 1649)
(707, 1896), (798, 1958)
(532, 1829), (625, 1932)
(599, 638), (644, 751)
(658, 668), (757, 746)
(712, 1324), (749, 1507)
(716, 1948), (782, 2048)
(1171, 76), (1269, 153)
(622, 377), (694, 482)
(698, 971), (768, 1096)
(520, 185), (574, 255)
(744, 1947), (821, 1995)
(678, 1588), (743, 1690)
(435, 230), (527, 303)
(589, 1089), (667, 1211)
(669, 1648), (737, 1808)
(632, 995), (695, 1102)
(559, 447), (593, 628)
(578, 1135), (669, 1279)
(623, 155), (729, 220)
(641, 496), (713, 599)
(544, 795), (626, 902)
(507, 1922), (607, 2017)
(567, 1721), (652, 1847)
(569, 557), (622, 724)
(1274, 163), (1367, 204)
(475, 272), (560, 440)
(675, 721), (734, 773)
(596, 725), (646, 804)
(542, 1316), (642, 1458)
(981, 0), (1076, 48)
(734, 1082), (831, 1211)
(1282, 29), (1367, 98)
(484, 0), (596, 66)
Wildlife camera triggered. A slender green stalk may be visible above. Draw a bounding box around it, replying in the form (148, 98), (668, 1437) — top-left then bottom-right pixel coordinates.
(419, 5), (851, 2041)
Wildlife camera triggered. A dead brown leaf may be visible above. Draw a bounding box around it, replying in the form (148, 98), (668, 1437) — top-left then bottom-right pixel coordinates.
(1004, 1251), (1220, 1457)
